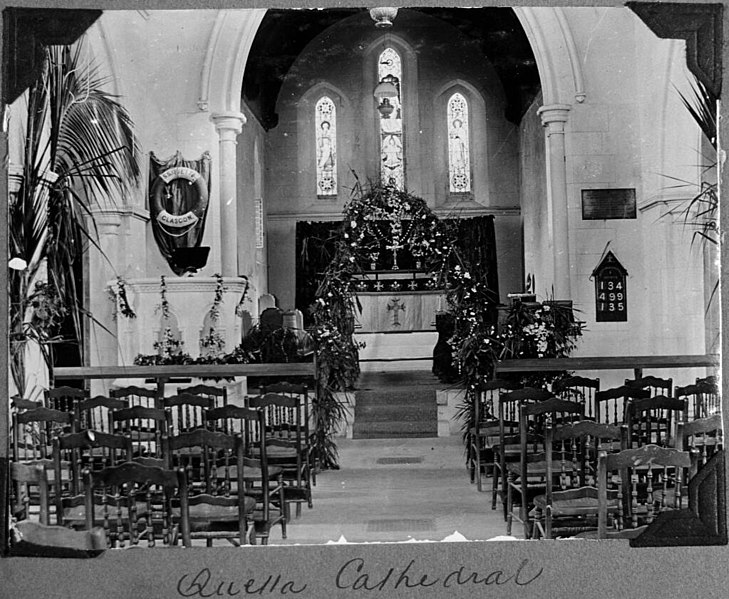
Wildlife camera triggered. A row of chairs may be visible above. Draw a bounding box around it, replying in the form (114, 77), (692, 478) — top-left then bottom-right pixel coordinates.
(507, 408), (719, 539)
(467, 375), (721, 539)
(469, 374), (719, 494)
(10, 382), (315, 547)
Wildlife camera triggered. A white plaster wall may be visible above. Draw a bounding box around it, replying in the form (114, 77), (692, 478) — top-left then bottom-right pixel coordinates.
(556, 8), (707, 359)
(88, 11), (224, 279)
(520, 94), (550, 293)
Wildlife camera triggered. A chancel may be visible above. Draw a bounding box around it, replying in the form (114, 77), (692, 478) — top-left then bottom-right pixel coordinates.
(1, 3), (724, 563)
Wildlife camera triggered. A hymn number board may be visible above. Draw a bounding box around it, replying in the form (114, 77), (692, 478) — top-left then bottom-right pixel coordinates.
(592, 251), (628, 322)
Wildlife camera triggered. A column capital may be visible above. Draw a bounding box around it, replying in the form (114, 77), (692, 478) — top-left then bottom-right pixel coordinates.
(537, 103), (571, 129)
(211, 111), (246, 135)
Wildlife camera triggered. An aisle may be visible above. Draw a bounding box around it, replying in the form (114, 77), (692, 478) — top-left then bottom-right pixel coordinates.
(272, 436), (514, 545)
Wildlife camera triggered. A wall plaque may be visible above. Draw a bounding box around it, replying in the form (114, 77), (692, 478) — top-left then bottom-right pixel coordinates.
(581, 188), (637, 220)
(592, 251), (628, 322)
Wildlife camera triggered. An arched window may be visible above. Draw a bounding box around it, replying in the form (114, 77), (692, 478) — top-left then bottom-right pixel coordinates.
(315, 96), (337, 197)
(447, 92), (471, 193)
(378, 47), (404, 189)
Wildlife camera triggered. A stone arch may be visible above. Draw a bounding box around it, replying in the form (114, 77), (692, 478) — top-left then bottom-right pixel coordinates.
(198, 9), (267, 116)
(513, 7), (585, 106)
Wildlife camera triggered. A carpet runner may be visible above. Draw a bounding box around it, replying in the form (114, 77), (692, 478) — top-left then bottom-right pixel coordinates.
(353, 370), (439, 439)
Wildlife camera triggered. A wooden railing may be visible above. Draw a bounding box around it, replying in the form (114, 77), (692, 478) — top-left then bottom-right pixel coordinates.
(54, 363), (317, 396)
(494, 354), (720, 379)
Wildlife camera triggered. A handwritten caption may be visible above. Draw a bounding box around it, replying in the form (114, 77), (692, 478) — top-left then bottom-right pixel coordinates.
(176, 558), (543, 596)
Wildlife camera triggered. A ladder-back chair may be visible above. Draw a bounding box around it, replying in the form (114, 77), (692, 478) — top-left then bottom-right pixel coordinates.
(506, 397), (584, 538)
(492, 387), (553, 515)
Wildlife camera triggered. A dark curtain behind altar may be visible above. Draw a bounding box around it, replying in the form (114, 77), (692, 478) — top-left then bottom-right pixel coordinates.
(149, 151), (212, 275)
(296, 221), (341, 328)
(295, 216), (499, 329)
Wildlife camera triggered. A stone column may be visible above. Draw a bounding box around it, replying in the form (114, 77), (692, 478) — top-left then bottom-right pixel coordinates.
(211, 112), (245, 277)
(537, 104), (571, 299)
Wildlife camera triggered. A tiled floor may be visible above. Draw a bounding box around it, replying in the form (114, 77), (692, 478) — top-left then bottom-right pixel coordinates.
(268, 436), (518, 546)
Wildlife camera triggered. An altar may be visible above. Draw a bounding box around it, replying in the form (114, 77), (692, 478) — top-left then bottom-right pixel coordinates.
(353, 270), (445, 333)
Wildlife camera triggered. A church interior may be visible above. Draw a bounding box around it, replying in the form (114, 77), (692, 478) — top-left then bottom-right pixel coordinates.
(0, 3), (725, 572)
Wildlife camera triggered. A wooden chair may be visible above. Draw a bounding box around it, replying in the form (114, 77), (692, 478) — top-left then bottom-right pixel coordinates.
(675, 380), (720, 420)
(9, 520), (106, 558)
(177, 384), (228, 409)
(13, 407), (73, 465)
(552, 375), (600, 420)
(81, 461), (190, 548)
(109, 385), (159, 409)
(44, 386), (87, 413)
(11, 462), (51, 525)
(53, 430), (133, 528)
(595, 385), (651, 425)
(625, 375), (673, 397)
(492, 386), (552, 515)
(469, 379), (521, 492)
(260, 382), (314, 484)
(532, 421), (625, 539)
(11, 397), (43, 412)
(506, 397), (584, 538)
(205, 405), (286, 544)
(111, 405), (167, 462)
(165, 429), (256, 546)
(677, 414), (723, 473)
(595, 445), (694, 538)
(74, 395), (128, 433)
(247, 392), (312, 519)
(164, 393), (214, 436)
(625, 395), (686, 448)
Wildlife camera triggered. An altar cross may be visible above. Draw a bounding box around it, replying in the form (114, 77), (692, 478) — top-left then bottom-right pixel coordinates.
(385, 238), (404, 270)
(387, 298), (406, 327)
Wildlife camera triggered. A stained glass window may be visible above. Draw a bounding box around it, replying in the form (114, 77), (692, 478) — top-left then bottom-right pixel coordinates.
(447, 93), (471, 193)
(315, 96), (337, 196)
(378, 48), (404, 190)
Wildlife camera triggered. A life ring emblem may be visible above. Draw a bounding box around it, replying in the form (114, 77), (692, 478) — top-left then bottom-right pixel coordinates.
(151, 166), (208, 228)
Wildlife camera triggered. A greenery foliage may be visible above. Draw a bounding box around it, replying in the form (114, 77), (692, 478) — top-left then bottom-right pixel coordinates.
(9, 42), (140, 396)
(311, 182), (584, 465)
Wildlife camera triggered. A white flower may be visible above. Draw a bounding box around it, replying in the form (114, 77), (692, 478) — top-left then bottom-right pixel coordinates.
(350, 220), (357, 228)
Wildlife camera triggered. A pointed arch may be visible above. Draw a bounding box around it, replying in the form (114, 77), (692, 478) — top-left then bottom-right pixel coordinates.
(315, 96), (338, 197)
(446, 92), (471, 194)
(362, 34), (422, 195)
(297, 82), (351, 201)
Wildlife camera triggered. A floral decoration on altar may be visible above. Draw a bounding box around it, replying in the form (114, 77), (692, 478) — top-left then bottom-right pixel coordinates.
(341, 184), (450, 272)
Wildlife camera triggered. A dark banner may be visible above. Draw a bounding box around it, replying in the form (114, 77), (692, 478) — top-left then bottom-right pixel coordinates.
(148, 151), (212, 275)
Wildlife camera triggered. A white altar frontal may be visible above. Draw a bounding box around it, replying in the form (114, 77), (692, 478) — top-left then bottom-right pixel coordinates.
(353, 270), (445, 371)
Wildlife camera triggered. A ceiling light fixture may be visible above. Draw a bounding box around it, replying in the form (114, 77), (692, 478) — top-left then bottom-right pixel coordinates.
(369, 7), (398, 29)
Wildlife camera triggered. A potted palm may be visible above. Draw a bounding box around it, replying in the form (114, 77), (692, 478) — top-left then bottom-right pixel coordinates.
(8, 41), (140, 399)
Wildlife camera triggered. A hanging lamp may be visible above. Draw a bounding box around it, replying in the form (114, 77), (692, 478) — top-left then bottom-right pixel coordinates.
(369, 7), (398, 29)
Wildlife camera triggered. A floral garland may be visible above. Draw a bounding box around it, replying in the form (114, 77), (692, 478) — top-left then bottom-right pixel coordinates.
(340, 183), (451, 273)
(108, 276), (137, 319)
(310, 183), (453, 468)
(200, 273), (227, 356)
(234, 275), (250, 317)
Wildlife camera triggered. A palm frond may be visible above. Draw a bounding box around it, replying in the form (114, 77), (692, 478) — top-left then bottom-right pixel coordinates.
(9, 38), (141, 395)
(676, 78), (717, 150)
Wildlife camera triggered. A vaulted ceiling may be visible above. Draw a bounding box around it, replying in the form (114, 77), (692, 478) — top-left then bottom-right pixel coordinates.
(243, 7), (540, 130)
